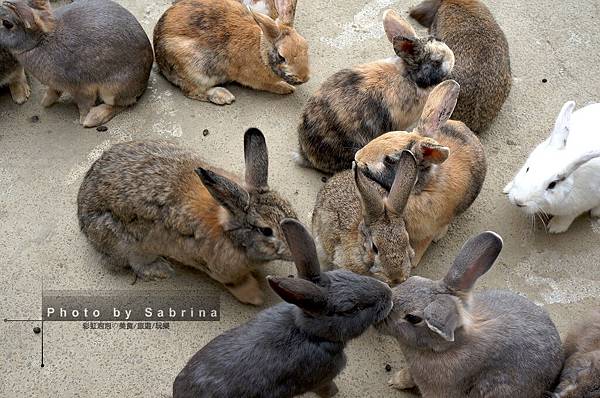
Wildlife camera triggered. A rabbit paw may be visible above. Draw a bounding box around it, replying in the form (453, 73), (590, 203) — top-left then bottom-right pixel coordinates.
(225, 276), (264, 306)
(41, 88), (62, 107)
(433, 224), (449, 243)
(131, 258), (175, 281)
(313, 381), (339, 398)
(388, 368), (416, 390)
(547, 215), (576, 234)
(9, 80), (31, 105)
(207, 87), (235, 105)
(272, 81), (295, 95)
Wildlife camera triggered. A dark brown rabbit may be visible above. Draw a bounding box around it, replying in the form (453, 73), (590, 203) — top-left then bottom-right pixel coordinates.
(295, 9), (454, 174)
(410, 0), (511, 133)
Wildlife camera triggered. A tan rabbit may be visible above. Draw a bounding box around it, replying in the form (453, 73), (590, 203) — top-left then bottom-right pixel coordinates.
(355, 80), (486, 265)
(409, 0), (512, 133)
(77, 128), (298, 306)
(312, 151), (418, 285)
(549, 309), (600, 398)
(153, 0), (309, 105)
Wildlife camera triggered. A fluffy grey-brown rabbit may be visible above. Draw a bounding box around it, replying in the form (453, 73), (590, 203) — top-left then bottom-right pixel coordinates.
(295, 9), (454, 174)
(0, 47), (29, 104)
(549, 309), (600, 398)
(77, 128), (298, 306)
(0, 0), (153, 127)
(410, 0), (512, 133)
(377, 231), (563, 397)
(312, 151), (417, 286)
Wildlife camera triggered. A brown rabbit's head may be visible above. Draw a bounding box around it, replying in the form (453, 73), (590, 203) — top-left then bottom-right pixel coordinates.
(0, 0), (55, 52)
(352, 151), (418, 285)
(196, 128), (298, 263)
(250, 0), (309, 85)
(383, 9), (454, 88)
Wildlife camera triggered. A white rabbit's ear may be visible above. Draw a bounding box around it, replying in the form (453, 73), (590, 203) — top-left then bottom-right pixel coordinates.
(549, 101), (576, 149)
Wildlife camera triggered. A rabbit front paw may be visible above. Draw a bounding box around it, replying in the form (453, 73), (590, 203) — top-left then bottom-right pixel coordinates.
(388, 368), (416, 390)
(131, 257), (175, 280)
(225, 275), (264, 306)
(207, 87), (235, 105)
(9, 80), (31, 105)
(547, 215), (576, 234)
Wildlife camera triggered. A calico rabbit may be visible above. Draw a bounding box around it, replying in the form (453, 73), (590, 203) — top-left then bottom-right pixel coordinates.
(173, 219), (393, 398)
(295, 9), (454, 174)
(355, 80), (486, 266)
(549, 309), (600, 398)
(77, 128), (297, 306)
(504, 101), (600, 233)
(153, 0), (309, 105)
(377, 231), (563, 397)
(0, 0), (153, 127)
(312, 151), (418, 285)
(0, 47), (29, 104)
(410, 0), (512, 133)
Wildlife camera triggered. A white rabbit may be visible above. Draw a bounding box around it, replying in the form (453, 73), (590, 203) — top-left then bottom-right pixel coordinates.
(504, 101), (600, 233)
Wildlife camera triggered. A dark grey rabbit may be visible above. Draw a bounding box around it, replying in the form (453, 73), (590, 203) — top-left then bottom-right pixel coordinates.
(0, 0), (153, 127)
(0, 46), (29, 103)
(173, 219), (393, 398)
(377, 231), (563, 397)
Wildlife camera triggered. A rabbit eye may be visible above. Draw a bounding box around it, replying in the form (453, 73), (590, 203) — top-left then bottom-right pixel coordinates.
(525, 167), (530, 173)
(547, 180), (558, 190)
(260, 227), (273, 237)
(2, 20), (14, 30)
(405, 314), (423, 324)
(371, 242), (379, 255)
(277, 51), (286, 64)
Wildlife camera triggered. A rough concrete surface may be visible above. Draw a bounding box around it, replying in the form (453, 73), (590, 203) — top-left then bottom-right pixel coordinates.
(0, 0), (598, 397)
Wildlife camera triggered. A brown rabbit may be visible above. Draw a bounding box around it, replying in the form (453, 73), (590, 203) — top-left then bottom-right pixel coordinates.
(312, 151), (418, 285)
(410, 0), (512, 133)
(295, 9), (454, 174)
(77, 128), (298, 306)
(549, 309), (600, 398)
(355, 80), (486, 265)
(153, 0), (309, 105)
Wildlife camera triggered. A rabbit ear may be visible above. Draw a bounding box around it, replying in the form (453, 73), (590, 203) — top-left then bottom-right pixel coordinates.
(244, 128), (269, 192)
(280, 219), (322, 282)
(195, 167), (250, 217)
(417, 80), (460, 136)
(383, 9), (416, 43)
(4, 0), (54, 32)
(443, 232), (503, 293)
(354, 162), (385, 225)
(387, 150), (417, 216)
(549, 101), (576, 149)
(393, 36), (418, 58)
(250, 8), (281, 42)
(267, 276), (327, 313)
(558, 150), (600, 180)
(424, 294), (461, 342)
(415, 140), (449, 164)
(274, 0), (296, 26)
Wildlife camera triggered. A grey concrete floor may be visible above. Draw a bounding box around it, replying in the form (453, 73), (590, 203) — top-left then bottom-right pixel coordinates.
(1, 0), (599, 397)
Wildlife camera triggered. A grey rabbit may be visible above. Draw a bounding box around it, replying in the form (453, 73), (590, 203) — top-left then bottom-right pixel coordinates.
(0, 46), (29, 104)
(78, 128), (297, 306)
(0, 0), (153, 127)
(549, 309), (600, 398)
(173, 218), (393, 398)
(377, 231), (563, 397)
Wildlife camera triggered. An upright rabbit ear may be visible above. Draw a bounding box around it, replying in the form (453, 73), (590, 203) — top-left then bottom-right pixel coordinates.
(354, 162), (385, 225)
(443, 232), (503, 293)
(414, 140), (449, 164)
(417, 80), (460, 137)
(549, 101), (576, 149)
(424, 295), (461, 342)
(195, 167), (249, 217)
(387, 151), (417, 216)
(274, 0), (296, 26)
(4, 0), (54, 32)
(267, 276), (327, 313)
(250, 8), (281, 42)
(280, 219), (322, 283)
(244, 128), (269, 192)
(383, 9), (416, 43)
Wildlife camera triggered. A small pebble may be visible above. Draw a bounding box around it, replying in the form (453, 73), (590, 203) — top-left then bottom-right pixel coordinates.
(33, 326), (41, 334)
(29, 115), (40, 123)
(542, 78), (548, 83)
(385, 364), (392, 372)
(96, 125), (108, 132)
(321, 176), (327, 183)
(203, 129), (210, 137)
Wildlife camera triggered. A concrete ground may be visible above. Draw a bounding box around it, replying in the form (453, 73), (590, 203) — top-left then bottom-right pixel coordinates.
(1, 0), (599, 396)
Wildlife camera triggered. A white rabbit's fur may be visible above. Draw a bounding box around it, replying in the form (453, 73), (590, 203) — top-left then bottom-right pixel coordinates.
(504, 101), (600, 233)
